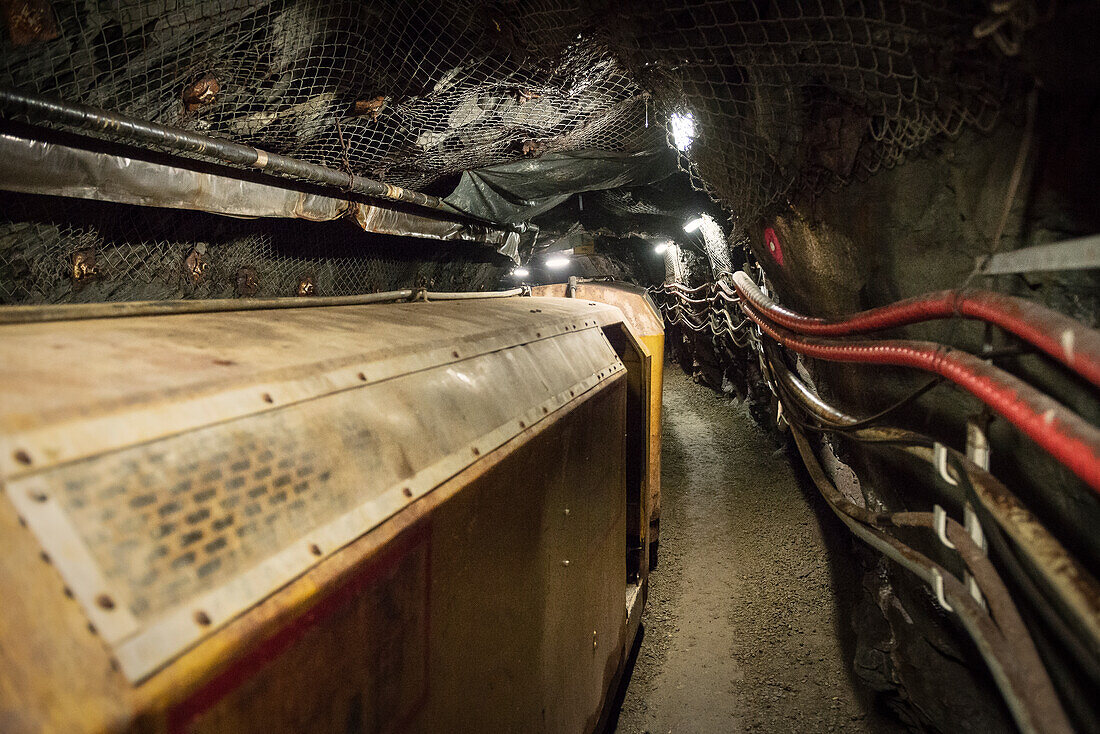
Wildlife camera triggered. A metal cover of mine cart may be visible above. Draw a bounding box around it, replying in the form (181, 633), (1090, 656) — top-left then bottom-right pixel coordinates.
(0, 296), (625, 681)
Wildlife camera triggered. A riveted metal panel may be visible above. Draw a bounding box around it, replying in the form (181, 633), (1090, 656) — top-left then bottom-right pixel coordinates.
(0, 298), (625, 682)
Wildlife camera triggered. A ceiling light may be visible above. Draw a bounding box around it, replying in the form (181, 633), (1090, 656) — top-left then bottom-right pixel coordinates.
(545, 256), (570, 269)
(670, 111), (696, 152)
(511, 267), (530, 277)
(654, 242), (669, 254)
(684, 217), (704, 233)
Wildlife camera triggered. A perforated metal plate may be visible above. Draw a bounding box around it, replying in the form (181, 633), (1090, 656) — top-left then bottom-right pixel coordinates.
(3, 309), (624, 681)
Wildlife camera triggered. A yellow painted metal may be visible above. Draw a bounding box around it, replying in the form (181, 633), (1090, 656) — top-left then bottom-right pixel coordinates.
(0, 295), (648, 733)
(639, 332), (664, 536)
(532, 282), (666, 553)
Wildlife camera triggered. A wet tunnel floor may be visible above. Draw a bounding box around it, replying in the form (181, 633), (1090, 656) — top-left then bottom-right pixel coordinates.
(612, 368), (905, 734)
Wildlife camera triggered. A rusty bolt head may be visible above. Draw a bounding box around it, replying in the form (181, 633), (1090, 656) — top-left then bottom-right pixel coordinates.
(4, 0), (60, 46)
(236, 267), (258, 297)
(182, 74), (220, 112)
(296, 276), (315, 297)
(70, 249), (97, 282)
(515, 88), (540, 105)
(352, 95), (387, 121)
(184, 248), (206, 284)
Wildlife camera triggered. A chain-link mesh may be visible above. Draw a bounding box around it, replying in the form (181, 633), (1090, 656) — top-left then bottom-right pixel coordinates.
(0, 0), (1016, 303)
(0, 193), (506, 303)
(637, 1), (1012, 220)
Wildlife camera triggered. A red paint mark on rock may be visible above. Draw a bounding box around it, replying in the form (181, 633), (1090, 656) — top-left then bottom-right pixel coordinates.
(764, 227), (784, 266)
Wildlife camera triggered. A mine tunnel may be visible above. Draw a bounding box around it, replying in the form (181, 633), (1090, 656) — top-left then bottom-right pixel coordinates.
(0, 1), (1097, 732)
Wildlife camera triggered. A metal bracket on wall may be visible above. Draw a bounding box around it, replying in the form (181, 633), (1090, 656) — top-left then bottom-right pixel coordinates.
(975, 234), (1100, 275)
(933, 443), (959, 486)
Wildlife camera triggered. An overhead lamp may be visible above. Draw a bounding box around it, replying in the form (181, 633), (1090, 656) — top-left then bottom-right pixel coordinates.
(511, 267), (530, 277)
(654, 241), (670, 254)
(684, 217), (704, 233)
(670, 111), (696, 152)
(545, 256), (570, 269)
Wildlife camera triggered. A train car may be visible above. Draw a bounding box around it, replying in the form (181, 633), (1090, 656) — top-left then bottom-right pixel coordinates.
(0, 287), (661, 734)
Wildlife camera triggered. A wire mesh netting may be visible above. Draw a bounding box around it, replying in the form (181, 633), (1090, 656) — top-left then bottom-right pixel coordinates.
(0, 0), (1018, 303)
(0, 193), (508, 303)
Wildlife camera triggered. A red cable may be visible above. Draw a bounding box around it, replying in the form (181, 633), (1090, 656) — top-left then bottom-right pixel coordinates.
(731, 273), (1100, 388)
(738, 300), (1100, 494)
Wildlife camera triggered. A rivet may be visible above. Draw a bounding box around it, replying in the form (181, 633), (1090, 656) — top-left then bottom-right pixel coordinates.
(13, 449), (31, 465)
(472, 447), (480, 456)
(561, 560), (570, 567)
(358, 372), (367, 381)
(29, 490), (48, 503)
(194, 610), (212, 626)
(309, 543), (322, 556)
(402, 487), (413, 498)
(95, 594), (115, 611)
(452, 351), (460, 358)
(261, 393), (274, 403)
(518, 421), (526, 429)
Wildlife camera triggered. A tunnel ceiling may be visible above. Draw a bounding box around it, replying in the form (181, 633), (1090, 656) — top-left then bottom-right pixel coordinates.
(0, 0), (1023, 300)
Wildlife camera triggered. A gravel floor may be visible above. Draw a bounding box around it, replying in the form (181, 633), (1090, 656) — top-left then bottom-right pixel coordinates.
(611, 368), (905, 734)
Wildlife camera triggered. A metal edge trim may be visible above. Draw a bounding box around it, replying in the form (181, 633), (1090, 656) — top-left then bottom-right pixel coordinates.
(0, 308), (621, 478)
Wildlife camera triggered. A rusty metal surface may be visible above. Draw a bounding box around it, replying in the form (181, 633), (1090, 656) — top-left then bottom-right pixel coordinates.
(1, 0), (58, 45)
(0, 297), (626, 681)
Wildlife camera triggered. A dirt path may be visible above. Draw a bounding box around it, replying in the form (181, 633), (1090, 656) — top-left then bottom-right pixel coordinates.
(612, 369), (904, 733)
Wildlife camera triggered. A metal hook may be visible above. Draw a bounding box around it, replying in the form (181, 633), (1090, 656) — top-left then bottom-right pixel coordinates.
(931, 568), (954, 612)
(934, 504), (956, 549)
(932, 443), (958, 486)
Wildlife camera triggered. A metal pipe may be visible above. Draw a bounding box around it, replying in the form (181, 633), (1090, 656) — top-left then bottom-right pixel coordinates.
(0, 288), (527, 325)
(425, 288), (525, 300)
(0, 87), (480, 221)
(0, 290), (414, 324)
(764, 343), (859, 426)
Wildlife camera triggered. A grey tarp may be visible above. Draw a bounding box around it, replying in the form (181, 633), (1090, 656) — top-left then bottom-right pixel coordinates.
(0, 133), (519, 259)
(443, 149), (677, 224)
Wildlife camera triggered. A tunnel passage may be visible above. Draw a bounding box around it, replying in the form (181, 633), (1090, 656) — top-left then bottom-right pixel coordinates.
(1, 1), (1098, 733)
(613, 369), (907, 734)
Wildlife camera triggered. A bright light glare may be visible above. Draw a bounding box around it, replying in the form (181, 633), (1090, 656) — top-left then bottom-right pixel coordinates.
(545, 256), (570, 269)
(670, 111), (696, 151)
(654, 242), (669, 254)
(511, 267), (530, 277)
(684, 217), (704, 233)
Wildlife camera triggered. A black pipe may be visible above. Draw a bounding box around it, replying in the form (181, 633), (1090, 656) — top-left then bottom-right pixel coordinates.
(0, 87), (474, 221)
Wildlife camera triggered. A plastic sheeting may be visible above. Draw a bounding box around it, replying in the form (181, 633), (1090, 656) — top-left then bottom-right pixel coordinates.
(0, 132), (518, 258)
(443, 149), (676, 224)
